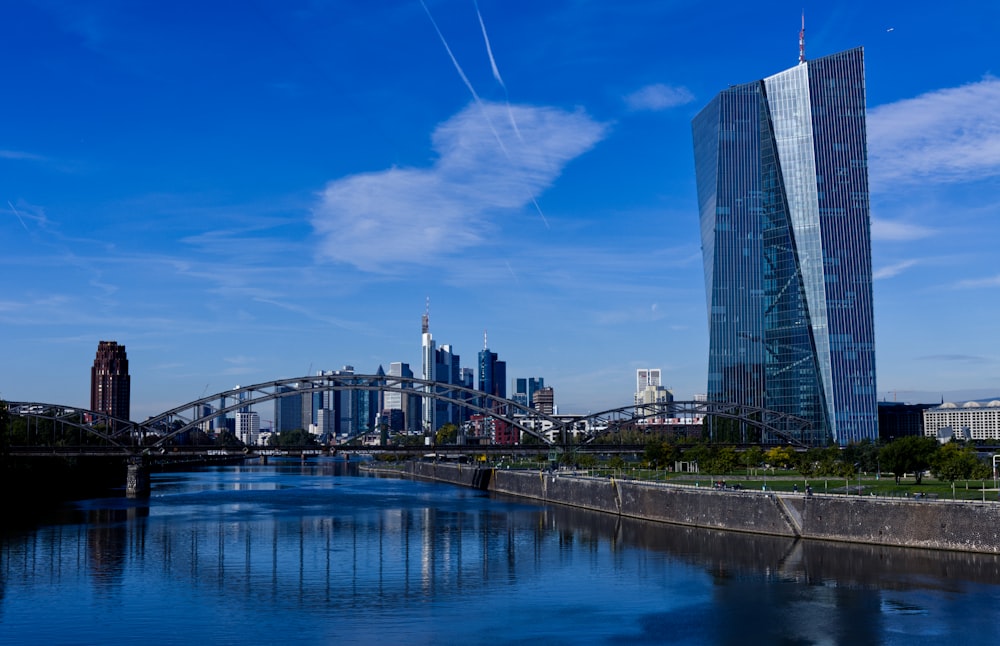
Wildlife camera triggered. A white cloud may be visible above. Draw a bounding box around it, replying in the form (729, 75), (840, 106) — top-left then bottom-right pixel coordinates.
(870, 218), (936, 241)
(873, 259), (918, 280)
(955, 274), (1000, 289)
(624, 83), (694, 111)
(868, 76), (1000, 188)
(312, 101), (607, 271)
(0, 150), (46, 162)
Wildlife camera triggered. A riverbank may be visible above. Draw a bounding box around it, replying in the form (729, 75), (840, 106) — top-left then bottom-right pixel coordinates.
(381, 461), (1000, 554)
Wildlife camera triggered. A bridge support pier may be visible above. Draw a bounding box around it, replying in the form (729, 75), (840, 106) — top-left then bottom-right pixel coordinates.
(126, 457), (150, 499)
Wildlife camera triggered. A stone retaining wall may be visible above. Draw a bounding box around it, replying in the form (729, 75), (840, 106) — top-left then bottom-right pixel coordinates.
(405, 462), (1000, 553)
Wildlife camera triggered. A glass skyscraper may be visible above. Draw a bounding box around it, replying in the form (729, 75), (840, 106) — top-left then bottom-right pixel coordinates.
(692, 47), (877, 446)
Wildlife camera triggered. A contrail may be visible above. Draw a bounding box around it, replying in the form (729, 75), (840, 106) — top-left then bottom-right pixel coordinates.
(420, 0), (548, 229)
(7, 200), (29, 232)
(474, 0), (504, 89)
(473, 0), (522, 140)
(504, 260), (519, 283)
(419, 0), (509, 157)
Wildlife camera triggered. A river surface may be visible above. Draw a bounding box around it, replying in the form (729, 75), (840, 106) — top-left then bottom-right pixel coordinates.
(3, 459), (1000, 645)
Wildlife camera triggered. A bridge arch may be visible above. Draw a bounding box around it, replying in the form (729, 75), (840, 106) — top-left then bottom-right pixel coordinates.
(2, 402), (138, 453)
(138, 375), (567, 447)
(565, 400), (815, 447)
(4, 390), (818, 452)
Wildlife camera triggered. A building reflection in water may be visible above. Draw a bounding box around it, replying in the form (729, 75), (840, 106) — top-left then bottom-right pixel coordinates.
(3, 472), (1000, 642)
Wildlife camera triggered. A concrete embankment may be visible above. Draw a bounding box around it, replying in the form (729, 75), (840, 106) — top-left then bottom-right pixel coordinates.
(402, 462), (1000, 554)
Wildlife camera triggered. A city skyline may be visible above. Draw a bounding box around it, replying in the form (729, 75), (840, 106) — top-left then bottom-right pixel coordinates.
(2, 1), (999, 420)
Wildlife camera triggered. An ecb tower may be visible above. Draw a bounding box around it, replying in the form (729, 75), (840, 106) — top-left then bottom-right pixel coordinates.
(691, 46), (877, 445)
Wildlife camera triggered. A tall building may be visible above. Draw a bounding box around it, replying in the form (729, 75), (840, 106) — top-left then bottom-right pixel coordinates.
(419, 305), (466, 432)
(235, 411), (260, 446)
(90, 341), (130, 421)
(636, 369), (661, 392)
(533, 386), (555, 415)
(513, 377), (544, 410)
(635, 369), (663, 406)
(478, 333), (506, 400)
(692, 45), (877, 445)
(434, 344), (465, 427)
(421, 304), (436, 433)
(386, 362), (420, 432)
(275, 384), (303, 432)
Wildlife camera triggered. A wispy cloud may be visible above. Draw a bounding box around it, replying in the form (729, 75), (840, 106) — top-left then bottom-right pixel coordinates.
(873, 259), (919, 280)
(870, 218), (936, 241)
(312, 101), (607, 272)
(0, 150), (47, 162)
(917, 354), (993, 364)
(624, 83), (694, 111)
(954, 274), (1000, 289)
(868, 76), (1000, 188)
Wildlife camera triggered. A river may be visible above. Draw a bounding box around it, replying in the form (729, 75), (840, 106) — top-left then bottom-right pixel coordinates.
(2, 458), (1000, 645)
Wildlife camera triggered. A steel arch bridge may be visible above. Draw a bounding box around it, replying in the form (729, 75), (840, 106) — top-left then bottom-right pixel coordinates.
(575, 400), (815, 448)
(139, 374), (567, 447)
(1, 402), (139, 453)
(3, 376), (819, 453)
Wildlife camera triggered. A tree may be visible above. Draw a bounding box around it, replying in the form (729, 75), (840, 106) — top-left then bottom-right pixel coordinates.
(796, 448), (827, 478)
(215, 431), (245, 448)
(271, 428), (318, 447)
(843, 439), (880, 473)
(741, 446), (764, 472)
(931, 442), (987, 485)
(878, 436), (939, 484)
(644, 438), (676, 468)
(435, 423), (458, 445)
(764, 446), (796, 469)
(712, 446), (739, 474)
(0, 399), (9, 459)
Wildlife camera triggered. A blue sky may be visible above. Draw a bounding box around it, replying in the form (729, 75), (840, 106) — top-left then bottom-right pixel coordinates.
(2, 0), (999, 421)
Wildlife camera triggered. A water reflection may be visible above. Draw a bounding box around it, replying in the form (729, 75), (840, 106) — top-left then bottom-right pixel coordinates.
(2, 464), (1000, 644)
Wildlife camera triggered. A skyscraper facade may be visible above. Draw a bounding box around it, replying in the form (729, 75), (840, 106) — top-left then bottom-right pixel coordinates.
(513, 377), (544, 410)
(274, 384), (303, 432)
(421, 307), (436, 433)
(90, 340), (130, 421)
(692, 47), (877, 445)
(478, 347), (506, 400)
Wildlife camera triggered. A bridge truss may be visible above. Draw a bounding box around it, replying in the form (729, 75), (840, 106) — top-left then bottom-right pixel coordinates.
(3, 376), (819, 454)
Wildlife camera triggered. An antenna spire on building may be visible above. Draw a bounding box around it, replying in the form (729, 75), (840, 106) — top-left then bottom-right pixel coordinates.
(799, 11), (806, 64)
(483, 329), (488, 350)
(422, 297), (430, 334)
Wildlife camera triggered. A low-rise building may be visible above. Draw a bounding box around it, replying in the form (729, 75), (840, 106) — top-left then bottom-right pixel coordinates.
(923, 399), (1000, 441)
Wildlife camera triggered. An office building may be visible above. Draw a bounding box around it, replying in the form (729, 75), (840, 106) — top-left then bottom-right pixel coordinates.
(275, 384), (303, 433)
(90, 340), (131, 422)
(235, 411), (260, 446)
(924, 400), (1000, 442)
(478, 334), (506, 402)
(533, 386), (555, 415)
(637, 369), (661, 392)
(877, 401), (934, 441)
(635, 369), (669, 406)
(420, 306), (467, 432)
(421, 305), (435, 432)
(692, 45), (877, 445)
(386, 362), (420, 432)
(513, 377), (544, 411)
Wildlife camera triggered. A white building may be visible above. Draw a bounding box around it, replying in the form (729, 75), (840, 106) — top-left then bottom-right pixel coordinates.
(235, 411), (261, 446)
(924, 400), (1000, 441)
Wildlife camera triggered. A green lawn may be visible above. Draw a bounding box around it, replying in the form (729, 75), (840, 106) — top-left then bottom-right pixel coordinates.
(583, 467), (1000, 501)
